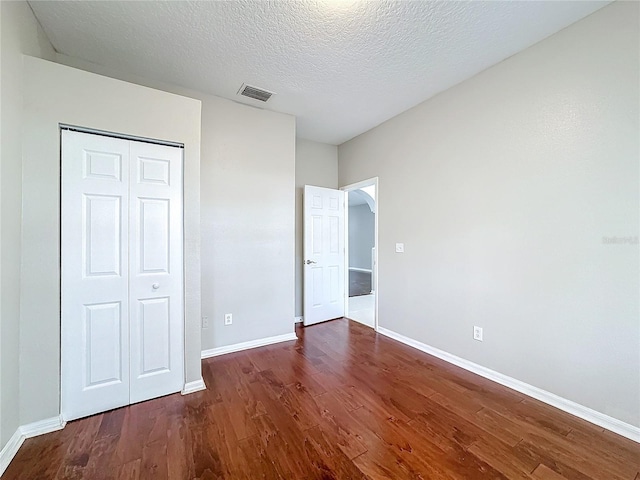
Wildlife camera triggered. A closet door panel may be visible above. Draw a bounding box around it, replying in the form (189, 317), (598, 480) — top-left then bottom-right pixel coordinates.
(61, 130), (131, 421)
(129, 141), (184, 403)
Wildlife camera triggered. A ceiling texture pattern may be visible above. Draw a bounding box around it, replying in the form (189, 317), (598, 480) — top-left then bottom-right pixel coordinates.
(29, 0), (609, 145)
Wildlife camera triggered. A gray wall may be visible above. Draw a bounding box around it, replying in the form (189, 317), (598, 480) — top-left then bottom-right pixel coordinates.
(21, 56), (203, 426)
(200, 97), (295, 347)
(0, 0), (56, 449)
(339, 1), (639, 427)
(2, 0), (297, 445)
(348, 204), (375, 270)
(295, 138), (338, 317)
(55, 55), (297, 350)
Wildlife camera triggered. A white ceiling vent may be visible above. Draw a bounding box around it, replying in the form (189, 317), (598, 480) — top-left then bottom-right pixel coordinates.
(237, 83), (275, 102)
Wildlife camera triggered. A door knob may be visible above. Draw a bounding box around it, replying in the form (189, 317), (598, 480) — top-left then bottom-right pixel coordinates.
(305, 260), (317, 265)
(152, 283), (160, 289)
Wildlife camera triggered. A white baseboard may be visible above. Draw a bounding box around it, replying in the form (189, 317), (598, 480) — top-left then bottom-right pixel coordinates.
(349, 267), (372, 273)
(0, 428), (25, 477)
(376, 326), (640, 443)
(20, 415), (66, 438)
(182, 378), (206, 395)
(202, 332), (298, 359)
(0, 415), (66, 476)
(294, 316), (303, 323)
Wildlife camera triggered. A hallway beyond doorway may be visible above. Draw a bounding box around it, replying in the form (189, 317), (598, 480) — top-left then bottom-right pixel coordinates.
(347, 294), (374, 327)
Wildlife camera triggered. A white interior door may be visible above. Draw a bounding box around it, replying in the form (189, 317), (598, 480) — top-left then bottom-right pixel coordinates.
(129, 141), (183, 403)
(62, 130), (184, 421)
(62, 131), (131, 420)
(303, 185), (345, 326)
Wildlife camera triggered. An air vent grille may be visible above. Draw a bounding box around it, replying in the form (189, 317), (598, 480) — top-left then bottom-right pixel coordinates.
(238, 83), (274, 102)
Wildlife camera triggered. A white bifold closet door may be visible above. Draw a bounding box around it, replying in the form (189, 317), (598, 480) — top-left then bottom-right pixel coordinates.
(61, 130), (184, 421)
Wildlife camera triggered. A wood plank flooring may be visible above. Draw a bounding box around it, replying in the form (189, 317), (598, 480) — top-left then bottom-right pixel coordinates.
(4, 318), (638, 479)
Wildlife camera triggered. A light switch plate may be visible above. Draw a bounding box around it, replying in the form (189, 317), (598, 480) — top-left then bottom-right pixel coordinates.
(395, 243), (405, 253)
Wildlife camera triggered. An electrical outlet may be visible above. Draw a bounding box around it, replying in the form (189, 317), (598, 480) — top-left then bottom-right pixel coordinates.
(202, 316), (209, 329)
(224, 313), (233, 326)
(473, 326), (483, 342)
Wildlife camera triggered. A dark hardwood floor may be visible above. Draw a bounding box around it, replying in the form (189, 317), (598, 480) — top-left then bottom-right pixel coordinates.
(4, 319), (639, 479)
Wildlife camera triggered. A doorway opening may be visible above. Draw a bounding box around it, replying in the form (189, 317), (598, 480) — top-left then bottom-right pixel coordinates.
(342, 178), (378, 330)
(60, 128), (185, 421)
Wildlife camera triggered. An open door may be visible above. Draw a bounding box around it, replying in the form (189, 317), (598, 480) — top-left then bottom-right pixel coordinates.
(303, 185), (345, 326)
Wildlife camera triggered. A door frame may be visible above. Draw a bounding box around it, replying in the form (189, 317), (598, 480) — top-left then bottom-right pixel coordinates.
(341, 177), (379, 331)
(59, 125), (187, 419)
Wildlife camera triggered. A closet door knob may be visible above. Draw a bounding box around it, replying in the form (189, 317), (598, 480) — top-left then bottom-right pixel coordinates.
(152, 283), (160, 290)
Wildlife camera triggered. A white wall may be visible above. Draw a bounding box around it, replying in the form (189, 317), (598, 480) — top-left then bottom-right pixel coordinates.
(295, 138), (338, 317)
(55, 53), (297, 350)
(20, 56), (203, 426)
(339, 1), (639, 427)
(348, 204), (375, 270)
(0, 0), (56, 449)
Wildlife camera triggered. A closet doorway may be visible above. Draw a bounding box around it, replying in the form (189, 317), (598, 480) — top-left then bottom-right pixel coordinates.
(61, 129), (185, 421)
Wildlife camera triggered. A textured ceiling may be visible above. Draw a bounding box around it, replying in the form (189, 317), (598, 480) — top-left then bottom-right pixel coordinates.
(29, 1), (609, 145)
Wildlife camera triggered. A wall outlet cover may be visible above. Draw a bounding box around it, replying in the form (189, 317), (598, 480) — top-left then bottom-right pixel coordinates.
(473, 326), (483, 342)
